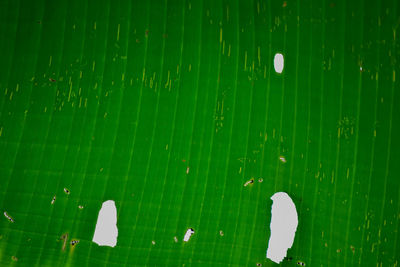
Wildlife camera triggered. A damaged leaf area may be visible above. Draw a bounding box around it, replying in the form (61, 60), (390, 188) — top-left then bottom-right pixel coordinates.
(92, 200), (118, 247)
(0, 0), (399, 266)
(3, 211), (14, 223)
(70, 239), (79, 247)
(183, 228), (195, 242)
(266, 192), (298, 264)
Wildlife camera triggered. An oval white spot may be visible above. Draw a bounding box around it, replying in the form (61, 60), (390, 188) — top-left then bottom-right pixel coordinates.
(274, 53), (284, 73)
(92, 200), (118, 247)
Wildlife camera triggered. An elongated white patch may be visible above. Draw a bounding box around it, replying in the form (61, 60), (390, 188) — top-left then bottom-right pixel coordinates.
(266, 192), (298, 264)
(92, 200), (118, 247)
(243, 178), (254, 187)
(3, 211), (14, 223)
(183, 228), (195, 242)
(274, 53), (284, 73)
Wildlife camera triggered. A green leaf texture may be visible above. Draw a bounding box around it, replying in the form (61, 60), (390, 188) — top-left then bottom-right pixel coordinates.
(0, 0), (399, 266)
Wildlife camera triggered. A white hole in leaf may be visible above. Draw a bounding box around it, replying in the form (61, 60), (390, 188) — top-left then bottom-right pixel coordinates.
(92, 200), (118, 247)
(266, 192), (298, 264)
(244, 178), (254, 187)
(3, 211), (14, 223)
(274, 53), (284, 73)
(183, 228), (195, 242)
(70, 239), (79, 246)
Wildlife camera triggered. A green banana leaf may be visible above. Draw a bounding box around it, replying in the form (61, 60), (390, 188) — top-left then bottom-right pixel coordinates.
(0, 0), (399, 266)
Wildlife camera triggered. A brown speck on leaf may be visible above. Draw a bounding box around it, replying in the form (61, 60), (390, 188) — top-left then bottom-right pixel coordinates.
(60, 233), (68, 251)
(282, 1), (287, 7)
(136, 39), (140, 43)
(145, 29), (149, 37)
(11, 256), (18, 262)
(49, 78), (56, 82)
